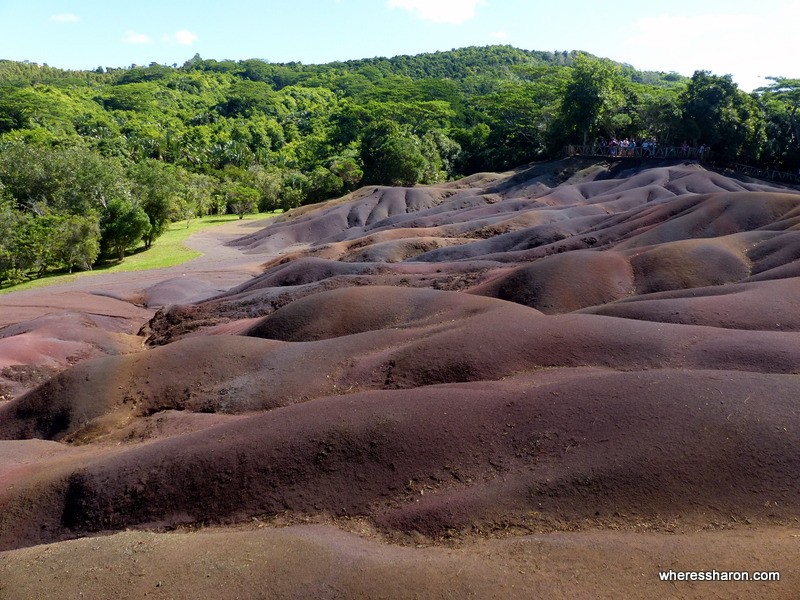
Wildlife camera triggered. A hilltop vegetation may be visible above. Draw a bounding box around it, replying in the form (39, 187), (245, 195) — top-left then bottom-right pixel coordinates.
(0, 45), (798, 284)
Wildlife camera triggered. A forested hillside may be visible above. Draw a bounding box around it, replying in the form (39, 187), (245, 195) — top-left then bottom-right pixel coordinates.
(1, 45), (798, 284)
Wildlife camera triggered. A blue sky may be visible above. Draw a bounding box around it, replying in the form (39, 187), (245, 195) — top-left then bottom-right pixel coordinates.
(1, 0), (797, 91)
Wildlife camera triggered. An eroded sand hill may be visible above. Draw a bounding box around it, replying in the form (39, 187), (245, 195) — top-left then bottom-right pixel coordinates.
(2, 158), (799, 599)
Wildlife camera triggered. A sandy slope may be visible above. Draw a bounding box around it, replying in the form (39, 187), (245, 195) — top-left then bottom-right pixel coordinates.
(2, 158), (800, 599)
(2, 524), (798, 600)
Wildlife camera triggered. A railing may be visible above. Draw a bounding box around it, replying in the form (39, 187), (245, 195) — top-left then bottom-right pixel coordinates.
(564, 144), (713, 161)
(731, 163), (800, 184)
(563, 145), (800, 186)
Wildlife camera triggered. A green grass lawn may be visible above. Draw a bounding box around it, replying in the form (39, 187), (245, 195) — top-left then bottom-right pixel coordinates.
(1, 211), (279, 294)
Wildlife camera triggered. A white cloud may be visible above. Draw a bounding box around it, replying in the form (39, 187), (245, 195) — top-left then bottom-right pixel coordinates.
(387, 0), (486, 24)
(50, 13), (80, 23)
(175, 30), (199, 45)
(623, 8), (800, 92)
(489, 31), (508, 40)
(122, 30), (152, 44)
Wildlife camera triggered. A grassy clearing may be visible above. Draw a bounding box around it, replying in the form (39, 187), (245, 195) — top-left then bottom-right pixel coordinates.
(0, 211), (279, 294)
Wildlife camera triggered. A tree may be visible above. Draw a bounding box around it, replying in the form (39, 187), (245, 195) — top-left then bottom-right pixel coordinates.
(418, 129), (461, 183)
(469, 68), (567, 169)
(757, 77), (800, 170)
(0, 206), (25, 284)
(246, 164), (282, 212)
(279, 171), (307, 211)
(12, 214), (60, 277)
(328, 155), (363, 190)
(634, 86), (682, 144)
(179, 171), (216, 220)
(223, 183), (259, 219)
(100, 198), (150, 261)
(54, 214), (101, 272)
(559, 54), (626, 145)
(128, 160), (182, 248)
(0, 144), (129, 215)
(0, 144), (51, 212)
(303, 165), (344, 203)
(360, 122), (428, 186)
(679, 71), (764, 161)
(216, 80), (281, 117)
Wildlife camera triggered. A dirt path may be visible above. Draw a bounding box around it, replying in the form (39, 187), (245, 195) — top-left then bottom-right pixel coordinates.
(0, 216), (272, 318)
(0, 217), (273, 399)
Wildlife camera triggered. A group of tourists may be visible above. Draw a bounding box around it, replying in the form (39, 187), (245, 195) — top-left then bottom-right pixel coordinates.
(680, 141), (710, 159)
(593, 138), (710, 160)
(599, 137), (657, 157)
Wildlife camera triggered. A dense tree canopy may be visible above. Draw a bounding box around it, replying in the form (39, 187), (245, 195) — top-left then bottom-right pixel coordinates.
(678, 71), (765, 161)
(560, 55), (626, 146)
(0, 46), (797, 285)
(758, 77), (800, 169)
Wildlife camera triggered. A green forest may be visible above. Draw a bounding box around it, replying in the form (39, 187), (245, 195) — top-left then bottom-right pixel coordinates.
(1, 45), (799, 285)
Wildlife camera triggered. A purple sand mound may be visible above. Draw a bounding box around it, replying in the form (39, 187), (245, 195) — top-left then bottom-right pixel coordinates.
(469, 250), (634, 313)
(2, 368), (800, 550)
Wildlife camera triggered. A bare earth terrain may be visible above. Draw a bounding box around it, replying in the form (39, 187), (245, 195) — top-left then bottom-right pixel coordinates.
(1, 157), (800, 599)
